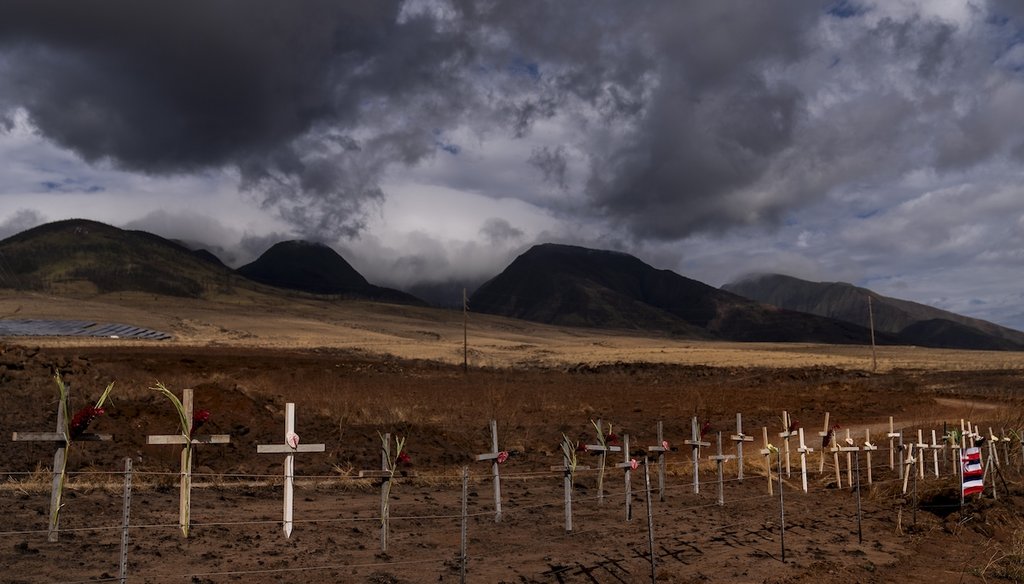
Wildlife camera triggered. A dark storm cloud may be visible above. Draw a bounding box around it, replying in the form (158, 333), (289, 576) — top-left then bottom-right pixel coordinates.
(0, 0), (471, 238)
(4, 0), (1024, 246)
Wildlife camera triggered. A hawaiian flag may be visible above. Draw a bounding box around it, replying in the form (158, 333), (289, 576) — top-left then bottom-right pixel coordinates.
(961, 447), (984, 497)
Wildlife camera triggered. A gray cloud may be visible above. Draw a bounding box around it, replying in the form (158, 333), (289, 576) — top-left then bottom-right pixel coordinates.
(0, 208), (46, 240)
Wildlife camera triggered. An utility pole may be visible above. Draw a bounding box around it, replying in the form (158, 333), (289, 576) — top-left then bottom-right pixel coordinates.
(867, 295), (877, 373)
(463, 288), (468, 373)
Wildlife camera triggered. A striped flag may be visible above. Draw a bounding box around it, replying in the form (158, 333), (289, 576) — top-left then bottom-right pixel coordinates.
(961, 447), (984, 497)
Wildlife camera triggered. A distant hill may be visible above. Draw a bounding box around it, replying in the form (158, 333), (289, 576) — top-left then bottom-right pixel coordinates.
(0, 219), (236, 297)
(237, 240), (424, 305)
(722, 274), (1024, 350)
(470, 244), (886, 344)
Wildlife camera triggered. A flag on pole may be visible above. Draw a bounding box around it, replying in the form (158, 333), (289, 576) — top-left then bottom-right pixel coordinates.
(961, 447), (984, 497)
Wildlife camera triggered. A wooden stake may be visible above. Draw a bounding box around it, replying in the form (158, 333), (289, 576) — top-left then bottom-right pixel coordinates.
(118, 458), (133, 584)
(901, 444), (916, 495)
(817, 412), (831, 474)
(643, 458), (657, 583)
(460, 466), (468, 584)
(256, 403), (325, 538)
(778, 411), (796, 478)
(844, 429), (855, 487)
(887, 416), (898, 471)
(915, 430), (928, 480)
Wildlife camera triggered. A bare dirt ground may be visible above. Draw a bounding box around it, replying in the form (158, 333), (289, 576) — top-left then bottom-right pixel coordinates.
(2, 290), (1024, 583)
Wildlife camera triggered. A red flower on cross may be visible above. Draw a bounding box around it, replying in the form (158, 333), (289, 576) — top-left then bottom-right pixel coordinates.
(497, 451), (510, 464)
(69, 405), (105, 438)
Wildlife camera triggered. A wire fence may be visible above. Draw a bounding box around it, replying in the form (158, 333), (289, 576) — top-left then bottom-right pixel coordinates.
(2, 439), (1022, 584)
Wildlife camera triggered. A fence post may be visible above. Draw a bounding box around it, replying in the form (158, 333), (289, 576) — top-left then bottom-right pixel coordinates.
(643, 458), (656, 584)
(461, 466), (468, 584)
(119, 457), (133, 584)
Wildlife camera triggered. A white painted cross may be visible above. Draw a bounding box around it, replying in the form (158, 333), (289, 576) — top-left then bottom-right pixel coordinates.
(731, 413), (754, 481)
(901, 443), (917, 494)
(474, 419), (509, 522)
(828, 427), (843, 488)
(586, 419), (622, 503)
(709, 432), (737, 505)
(12, 386), (112, 542)
(778, 411), (797, 478)
(645, 421), (670, 502)
(988, 427), (1002, 467)
(887, 416), (900, 471)
(684, 416), (711, 494)
(817, 412), (831, 474)
(759, 427), (775, 496)
(146, 388), (230, 537)
(915, 430), (929, 479)
(796, 428), (813, 493)
(256, 403), (325, 538)
(614, 434), (638, 520)
(929, 430), (943, 478)
(838, 430), (860, 489)
(862, 429), (878, 485)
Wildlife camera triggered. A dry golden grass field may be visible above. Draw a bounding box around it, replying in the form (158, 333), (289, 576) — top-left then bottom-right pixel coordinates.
(2, 289), (1024, 583)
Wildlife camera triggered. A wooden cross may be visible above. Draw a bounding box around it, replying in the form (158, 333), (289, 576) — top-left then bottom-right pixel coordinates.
(613, 434), (637, 520)
(474, 419), (508, 522)
(683, 416), (710, 494)
(929, 430), (943, 478)
(838, 430), (860, 489)
(778, 410), (797, 478)
(586, 419), (622, 503)
(759, 427), (774, 496)
(709, 432), (736, 505)
(887, 416), (899, 471)
(146, 388), (230, 537)
(731, 413), (753, 481)
(901, 443), (916, 494)
(817, 412), (831, 474)
(645, 421), (669, 502)
(256, 403), (325, 538)
(915, 430), (929, 479)
(828, 427), (843, 488)
(358, 433), (415, 551)
(12, 387), (112, 542)
(951, 421), (965, 478)
(796, 428), (813, 493)
(988, 427), (1002, 467)
(862, 429), (878, 485)
(552, 436), (589, 533)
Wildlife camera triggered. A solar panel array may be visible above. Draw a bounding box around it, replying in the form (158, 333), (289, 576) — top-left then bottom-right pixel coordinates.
(0, 319), (172, 340)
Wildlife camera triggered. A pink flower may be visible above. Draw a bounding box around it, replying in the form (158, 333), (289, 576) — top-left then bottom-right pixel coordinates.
(287, 432), (300, 448)
(661, 440), (670, 450)
(497, 451), (510, 464)
(629, 459), (639, 470)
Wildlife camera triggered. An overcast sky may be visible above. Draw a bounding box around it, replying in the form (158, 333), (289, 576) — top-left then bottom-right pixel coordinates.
(2, 1), (1024, 329)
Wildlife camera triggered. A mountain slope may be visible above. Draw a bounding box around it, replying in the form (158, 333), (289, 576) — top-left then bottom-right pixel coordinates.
(722, 274), (1024, 350)
(470, 244), (884, 343)
(0, 219), (235, 297)
(237, 240), (423, 305)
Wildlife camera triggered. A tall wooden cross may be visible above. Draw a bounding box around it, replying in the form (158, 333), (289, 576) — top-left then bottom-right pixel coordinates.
(901, 443), (916, 494)
(778, 411), (797, 478)
(474, 419), (508, 522)
(731, 413), (753, 481)
(838, 430), (860, 489)
(645, 421), (669, 502)
(796, 428), (813, 493)
(613, 434), (637, 520)
(862, 429), (878, 485)
(709, 432), (736, 505)
(929, 430), (943, 478)
(358, 433), (415, 551)
(829, 432), (843, 488)
(12, 388), (112, 542)
(586, 419), (621, 503)
(256, 403), (325, 538)
(887, 416), (900, 471)
(915, 430), (929, 479)
(683, 416), (710, 494)
(817, 412), (831, 474)
(759, 427), (774, 496)
(146, 388), (230, 537)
